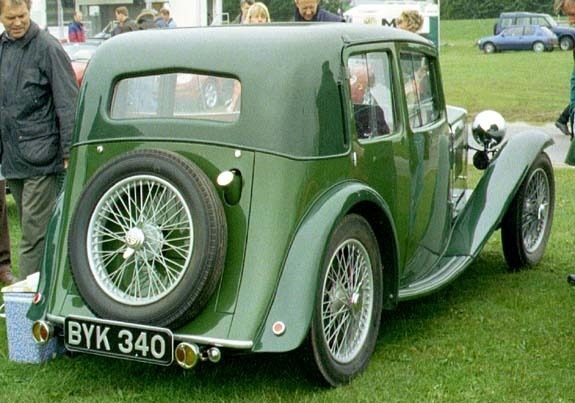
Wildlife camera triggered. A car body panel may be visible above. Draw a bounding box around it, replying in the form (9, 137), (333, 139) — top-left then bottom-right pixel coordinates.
(28, 24), (552, 362)
(447, 130), (553, 257)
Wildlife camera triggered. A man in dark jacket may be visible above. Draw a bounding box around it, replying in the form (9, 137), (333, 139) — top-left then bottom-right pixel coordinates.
(112, 6), (138, 36)
(294, 0), (344, 22)
(0, 0), (78, 280)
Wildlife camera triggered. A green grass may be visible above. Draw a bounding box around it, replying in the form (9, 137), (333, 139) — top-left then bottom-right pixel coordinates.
(441, 19), (572, 123)
(2, 169), (575, 401)
(2, 20), (575, 402)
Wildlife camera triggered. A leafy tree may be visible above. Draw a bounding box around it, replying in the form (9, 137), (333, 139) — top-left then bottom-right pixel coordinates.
(441, 0), (556, 19)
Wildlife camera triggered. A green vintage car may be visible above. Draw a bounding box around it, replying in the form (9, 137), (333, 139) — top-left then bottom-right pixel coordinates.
(29, 23), (554, 386)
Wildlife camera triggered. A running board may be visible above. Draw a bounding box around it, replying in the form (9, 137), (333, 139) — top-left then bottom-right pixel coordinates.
(398, 255), (472, 301)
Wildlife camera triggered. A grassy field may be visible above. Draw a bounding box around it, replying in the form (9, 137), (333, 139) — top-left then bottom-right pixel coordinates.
(441, 19), (572, 123)
(2, 20), (575, 402)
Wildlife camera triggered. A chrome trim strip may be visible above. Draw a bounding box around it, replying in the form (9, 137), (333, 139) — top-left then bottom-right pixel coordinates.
(175, 334), (253, 349)
(46, 314), (253, 350)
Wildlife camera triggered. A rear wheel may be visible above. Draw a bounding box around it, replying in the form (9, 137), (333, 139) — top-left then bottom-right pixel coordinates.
(483, 42), (496, 54)
(532, 41), (545, 53)
(501, 153), (554, 270)
(560, 36), (574, 51)
(306, 214), (383, 386)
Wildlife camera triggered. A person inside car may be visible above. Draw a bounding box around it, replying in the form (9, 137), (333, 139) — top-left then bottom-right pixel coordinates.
(349, 61), (389, 138)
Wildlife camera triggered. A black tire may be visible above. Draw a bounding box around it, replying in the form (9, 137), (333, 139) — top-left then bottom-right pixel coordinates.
(68, 149), (227, 329)
(306, 214), (383, 386)
(501, 153), (554, 271)
(560, 36), (574, 51)
(483, 42), (496, 54)
(532, 41), (545, 53)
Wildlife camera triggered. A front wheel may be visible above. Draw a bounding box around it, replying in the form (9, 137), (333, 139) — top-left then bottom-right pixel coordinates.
(306, 214), (383, 386)
(501, 153), (554, 270)
(532, 41), (545, 53)
(560, 36), (574, 51)
(483, 42), (496, 54)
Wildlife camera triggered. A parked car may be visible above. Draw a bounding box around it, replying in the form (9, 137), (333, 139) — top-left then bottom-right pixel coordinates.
(478, 25), (557, 53)
(62, 41), (102, 85)
(29, 24), (555, 386)
(494, 11), (575, 50)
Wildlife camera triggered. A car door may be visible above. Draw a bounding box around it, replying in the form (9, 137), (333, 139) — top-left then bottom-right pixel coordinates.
(521, 26), (536, 50)
(501, 26), (523, 50)
(345, 47), (410, 252)
(397, 48), (452, 283)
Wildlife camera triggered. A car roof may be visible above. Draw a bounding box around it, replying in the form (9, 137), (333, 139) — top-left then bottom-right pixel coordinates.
(500, 12), (550, 18)
(79, 23), (432, 157)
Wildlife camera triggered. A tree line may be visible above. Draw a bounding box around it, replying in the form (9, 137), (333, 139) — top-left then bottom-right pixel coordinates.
(441, 0), (558, 20)
(222, 0), (560, 22)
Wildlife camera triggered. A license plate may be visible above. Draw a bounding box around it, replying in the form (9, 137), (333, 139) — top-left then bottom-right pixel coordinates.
(64, 316), (174, 365)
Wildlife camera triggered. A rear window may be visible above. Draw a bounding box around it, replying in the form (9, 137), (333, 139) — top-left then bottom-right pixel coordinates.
(111, 73), (240, 123)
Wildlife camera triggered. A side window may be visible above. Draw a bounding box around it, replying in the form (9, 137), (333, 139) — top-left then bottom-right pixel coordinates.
(347, 52), (395, 139)
(517, 17), (530, 26)
(534, 17), (550, 27)
(111, 73), (239, 122)
(500, 18), (512, 30)
(506, 26), (523, 37)
(400, 52), (441, 129)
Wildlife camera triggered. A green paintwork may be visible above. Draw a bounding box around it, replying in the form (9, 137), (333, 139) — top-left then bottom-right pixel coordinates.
(32, 23), (552, 357)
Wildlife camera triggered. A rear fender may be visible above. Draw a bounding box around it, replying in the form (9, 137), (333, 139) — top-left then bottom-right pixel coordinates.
(447, 130), (553, 257)
(27, 193), (64, 321)
(253, 181), (398, 353)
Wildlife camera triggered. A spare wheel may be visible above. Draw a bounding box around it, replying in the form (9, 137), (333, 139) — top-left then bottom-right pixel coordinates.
(68, 149), (227, 329)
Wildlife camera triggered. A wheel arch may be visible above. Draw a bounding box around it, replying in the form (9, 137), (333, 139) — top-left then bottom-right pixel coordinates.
(348, 201), (399, 311)
(253, 181), (399, 353)
(447, 130), (553, 258)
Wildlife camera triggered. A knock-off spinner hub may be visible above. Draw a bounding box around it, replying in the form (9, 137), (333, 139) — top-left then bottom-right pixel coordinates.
(125, 227), (146, 249)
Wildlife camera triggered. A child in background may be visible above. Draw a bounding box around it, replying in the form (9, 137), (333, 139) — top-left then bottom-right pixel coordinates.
(246, 2), (271, 24)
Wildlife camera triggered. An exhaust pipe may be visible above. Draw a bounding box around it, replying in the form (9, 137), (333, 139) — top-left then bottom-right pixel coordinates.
(31, 320), (54, 344)
(175, 342), (200, 369)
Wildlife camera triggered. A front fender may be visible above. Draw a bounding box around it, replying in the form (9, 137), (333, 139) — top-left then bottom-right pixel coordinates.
(254, 181), (396, 353)
(447, 130), (553, 257)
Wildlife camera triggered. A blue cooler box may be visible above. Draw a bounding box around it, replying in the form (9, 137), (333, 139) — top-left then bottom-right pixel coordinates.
(2, 275), (61, 363)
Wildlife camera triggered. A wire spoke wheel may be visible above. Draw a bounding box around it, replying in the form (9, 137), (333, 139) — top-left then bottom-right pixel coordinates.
(502, 153), (554, 270)
(69, 150), (227, 328)
(88, 175), (193, 305)
(322, 240), (373, 363)
(520, 168), (550, 254)
(307, 214), (382, 386)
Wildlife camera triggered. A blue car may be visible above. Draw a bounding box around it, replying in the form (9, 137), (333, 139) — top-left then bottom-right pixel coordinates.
(478, 25), (557, 54)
